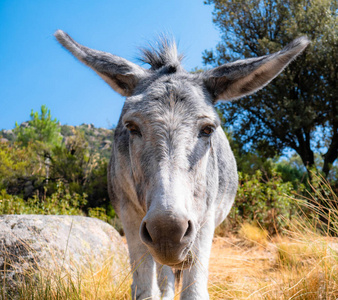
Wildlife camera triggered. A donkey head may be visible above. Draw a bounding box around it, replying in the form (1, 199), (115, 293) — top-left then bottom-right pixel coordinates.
(55, 30), (309, 267)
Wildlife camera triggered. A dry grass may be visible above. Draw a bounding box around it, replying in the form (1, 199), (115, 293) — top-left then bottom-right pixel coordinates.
(208, 174), (338, 300)
(208, 236), (276, 299)
(2, 174), (338, 299)
(0, 250), (132, 300)
(208, 231), (338, 299)
(2, 224), (338, 299)
(238, 222), (269, 247)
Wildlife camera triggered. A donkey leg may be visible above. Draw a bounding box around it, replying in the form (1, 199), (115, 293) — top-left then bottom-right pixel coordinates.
(156, 263), (175, 299)
(120, 205), (160, 299)
(180, 219), (215, 300)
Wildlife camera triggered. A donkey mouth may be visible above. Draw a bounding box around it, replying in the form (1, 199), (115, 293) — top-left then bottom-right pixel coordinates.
(151, 242), (195, 268)
(167, 250), (195, 269)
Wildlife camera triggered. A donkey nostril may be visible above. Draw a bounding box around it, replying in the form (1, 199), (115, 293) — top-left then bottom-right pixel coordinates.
(183, 220), (193, 239)
(140, 222), (153, 244)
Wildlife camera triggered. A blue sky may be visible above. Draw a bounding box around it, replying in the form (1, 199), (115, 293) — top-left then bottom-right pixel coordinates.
(0, 0), (220, 130)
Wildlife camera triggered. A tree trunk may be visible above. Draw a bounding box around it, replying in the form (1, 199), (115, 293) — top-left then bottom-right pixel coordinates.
(323, 131), (338, 177)
(295, 129), (315, 178)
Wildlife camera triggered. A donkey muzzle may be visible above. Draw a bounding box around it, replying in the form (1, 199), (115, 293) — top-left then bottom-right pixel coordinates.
(140, 212), (196, 266)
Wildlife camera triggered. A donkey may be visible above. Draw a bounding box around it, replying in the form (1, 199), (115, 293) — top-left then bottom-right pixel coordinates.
(55, 30), (309, 299)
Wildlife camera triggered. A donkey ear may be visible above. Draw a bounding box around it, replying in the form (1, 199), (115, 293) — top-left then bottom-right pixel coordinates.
(54, 30), (149, 96)
(204, 37), (310, 103)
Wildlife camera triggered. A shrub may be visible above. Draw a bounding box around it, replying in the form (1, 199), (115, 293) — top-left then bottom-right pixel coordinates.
(0, 141), (45, 196)
(219, 170), (303, 234)
(0, 182), (87, 216)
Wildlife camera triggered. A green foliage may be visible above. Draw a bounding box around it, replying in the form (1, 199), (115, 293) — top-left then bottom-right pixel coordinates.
(224, 128), (309, 189)
(204, 0), (338, 177)
(0, 142), (31, 189)
(15, 105), (62, 147)
(276, 156), (308, 188)
(88, 207), (109, 222)
(0, 142), (44, 195)
(0, 190), (28, 214)
(70, 123), (114, 160)
(49, 131), (91, 189)
(84, 160), (109, 208)
(0, 182), (87, 216)
(1, 105), (112, 221)
(49, 131), (110, 209)
(228, 170), (303, 233)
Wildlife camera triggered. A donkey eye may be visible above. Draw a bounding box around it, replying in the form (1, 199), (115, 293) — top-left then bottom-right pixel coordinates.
(126, 123), (142, 137)
(200, 125), (214, 137)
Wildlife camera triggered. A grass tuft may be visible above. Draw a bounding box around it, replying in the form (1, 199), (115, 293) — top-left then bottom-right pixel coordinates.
(0, 250), (131, 300)
(238, 222), (269, 247)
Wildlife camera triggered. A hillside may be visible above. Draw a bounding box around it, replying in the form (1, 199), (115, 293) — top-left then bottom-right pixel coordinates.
(0, 123), (115, 159)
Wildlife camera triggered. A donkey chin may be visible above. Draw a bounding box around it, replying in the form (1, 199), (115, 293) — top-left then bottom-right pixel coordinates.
(148, 240), (195, 269)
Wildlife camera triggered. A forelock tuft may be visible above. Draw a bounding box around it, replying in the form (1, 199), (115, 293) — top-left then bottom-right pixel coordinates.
(139, 36), (184, 71)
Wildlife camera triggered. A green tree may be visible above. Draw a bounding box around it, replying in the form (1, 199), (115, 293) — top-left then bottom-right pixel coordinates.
(48, 131), (110, 209)
(1, 106), (112, 215)
(49, 131), (91, 192)
(15, 105), (62, 147)
(204, 0), (338, 177)
(0, 141), (46, 196)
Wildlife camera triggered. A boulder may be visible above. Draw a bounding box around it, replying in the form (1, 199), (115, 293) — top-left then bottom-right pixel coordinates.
(19, 122), (29, 128)
(2, 129), (13, 135)
(0, 215), (129, 292)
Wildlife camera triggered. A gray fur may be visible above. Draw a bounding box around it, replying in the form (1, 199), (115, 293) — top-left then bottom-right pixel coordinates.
(55, 30), (309, 300)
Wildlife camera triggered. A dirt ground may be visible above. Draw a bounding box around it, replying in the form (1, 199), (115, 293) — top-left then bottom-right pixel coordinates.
(208, 236), (278, 297)
(122, 235), (338, 299)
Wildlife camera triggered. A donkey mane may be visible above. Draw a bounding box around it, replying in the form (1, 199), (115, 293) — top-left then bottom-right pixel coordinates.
(139, 37), (184, 72)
